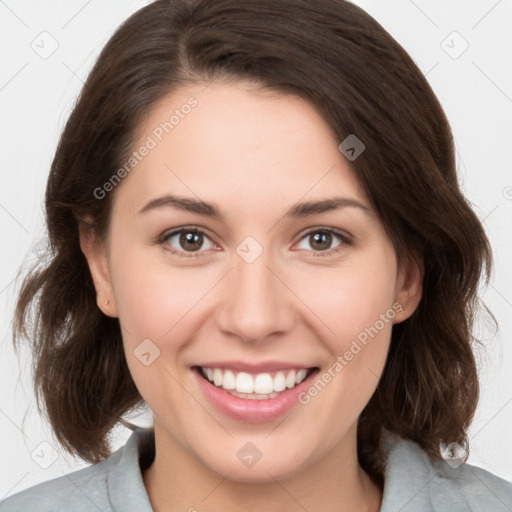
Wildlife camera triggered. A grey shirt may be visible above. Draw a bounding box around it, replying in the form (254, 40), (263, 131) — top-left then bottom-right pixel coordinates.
(1, 428), (511, 511)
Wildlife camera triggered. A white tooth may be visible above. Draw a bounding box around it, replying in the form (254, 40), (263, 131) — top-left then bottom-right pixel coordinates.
(205, 368), (214, 381)
(273, 371), (287, 392)
(286, 370), (296, 389)
(213, 368), (223, 386)
(254, 373), (274, 394)
(223, 370), (236, 389)
(295, 369), (308, 384)
(236, 372), (254, 393)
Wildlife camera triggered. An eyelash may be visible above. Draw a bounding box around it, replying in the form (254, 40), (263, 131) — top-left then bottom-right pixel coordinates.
(157, 226), (352, 259)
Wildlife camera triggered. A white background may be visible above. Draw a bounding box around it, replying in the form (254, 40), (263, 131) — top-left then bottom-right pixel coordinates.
(1, 0), (511, 499)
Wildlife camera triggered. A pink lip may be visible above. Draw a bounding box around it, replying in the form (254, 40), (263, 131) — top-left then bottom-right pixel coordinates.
(195, 360), (314, 373)
(193, 367), (318, 423)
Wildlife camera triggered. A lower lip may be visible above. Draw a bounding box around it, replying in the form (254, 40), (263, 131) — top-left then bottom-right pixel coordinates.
(194, 368), (318, 422)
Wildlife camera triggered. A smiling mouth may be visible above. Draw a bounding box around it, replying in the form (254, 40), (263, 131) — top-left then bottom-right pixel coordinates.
(194, 366), (319, 400)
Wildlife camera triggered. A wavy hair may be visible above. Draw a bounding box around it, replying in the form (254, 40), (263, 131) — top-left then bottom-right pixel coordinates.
(13, 0), (492, 486)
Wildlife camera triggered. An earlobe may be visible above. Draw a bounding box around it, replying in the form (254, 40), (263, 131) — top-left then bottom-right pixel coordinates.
(78, 222), (118, 318)
(393, 253), (423, 324)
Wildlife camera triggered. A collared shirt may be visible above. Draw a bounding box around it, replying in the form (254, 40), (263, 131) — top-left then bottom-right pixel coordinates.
(1, 428), (511, 511)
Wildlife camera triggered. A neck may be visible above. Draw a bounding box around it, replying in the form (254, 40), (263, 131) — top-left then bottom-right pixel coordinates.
(142, 423), (383, 512)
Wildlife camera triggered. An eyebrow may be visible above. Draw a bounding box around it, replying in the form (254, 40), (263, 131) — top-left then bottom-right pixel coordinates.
(137, 194), (370, 219)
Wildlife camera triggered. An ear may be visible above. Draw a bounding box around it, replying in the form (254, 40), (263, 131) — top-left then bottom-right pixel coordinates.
(78, 221), (118, 318)
(392, 251), (423, 324)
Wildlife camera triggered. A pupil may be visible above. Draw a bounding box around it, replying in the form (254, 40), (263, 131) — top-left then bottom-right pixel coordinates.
(180, 231), (203, 251)
(311, 232), (331, 251)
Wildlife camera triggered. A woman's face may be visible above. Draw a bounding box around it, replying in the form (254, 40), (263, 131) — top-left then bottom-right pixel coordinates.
(82, 80), (421, 482)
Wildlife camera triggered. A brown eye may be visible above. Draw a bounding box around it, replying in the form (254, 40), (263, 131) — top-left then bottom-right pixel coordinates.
(295, 228), (350, 255)
(308, 231), (334, 251)
(178, 231), (204, 252)
(162, 228), (215, 255)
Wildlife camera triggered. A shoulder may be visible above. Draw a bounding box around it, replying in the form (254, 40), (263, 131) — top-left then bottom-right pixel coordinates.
(0, 458), (112, 512)
(380, 431), (512, 512)
(0, 429), (155, 512)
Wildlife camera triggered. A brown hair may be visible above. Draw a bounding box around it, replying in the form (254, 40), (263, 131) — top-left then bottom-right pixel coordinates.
(13, 0), (492, 486)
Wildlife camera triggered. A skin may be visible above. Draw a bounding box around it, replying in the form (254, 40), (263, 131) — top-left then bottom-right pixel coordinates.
(80, 80), (422, 512)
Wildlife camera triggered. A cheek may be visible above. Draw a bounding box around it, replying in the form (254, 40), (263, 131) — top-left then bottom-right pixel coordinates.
(295, 250), (397, 419)
(301, 256), (397, 349)
(109, 252), (209, 415)
(294, 259), (396, 433)
(110, 249), (210, 345)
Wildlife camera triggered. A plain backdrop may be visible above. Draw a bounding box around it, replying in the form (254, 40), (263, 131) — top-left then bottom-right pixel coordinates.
(1, 0), (511, 499)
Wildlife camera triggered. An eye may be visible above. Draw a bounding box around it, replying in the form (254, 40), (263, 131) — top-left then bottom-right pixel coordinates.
(158, 226), (351, 259)
(160, 227), (216, 257)
(295, 228), (351, 256)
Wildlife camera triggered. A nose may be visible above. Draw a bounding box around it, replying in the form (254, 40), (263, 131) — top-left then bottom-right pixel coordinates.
(214, 248), (296, 344)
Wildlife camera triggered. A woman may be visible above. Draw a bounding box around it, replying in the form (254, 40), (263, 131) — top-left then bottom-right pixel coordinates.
(2, 0), (511, 510)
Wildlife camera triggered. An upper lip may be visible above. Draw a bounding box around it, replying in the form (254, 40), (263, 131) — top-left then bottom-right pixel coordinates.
(194, 361), (317, 373)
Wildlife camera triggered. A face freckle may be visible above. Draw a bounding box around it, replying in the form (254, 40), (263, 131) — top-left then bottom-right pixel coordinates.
(96, 79), (419, 483)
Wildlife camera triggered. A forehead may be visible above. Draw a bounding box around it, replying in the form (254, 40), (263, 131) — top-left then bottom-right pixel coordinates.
(112, 80), (368, 218)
